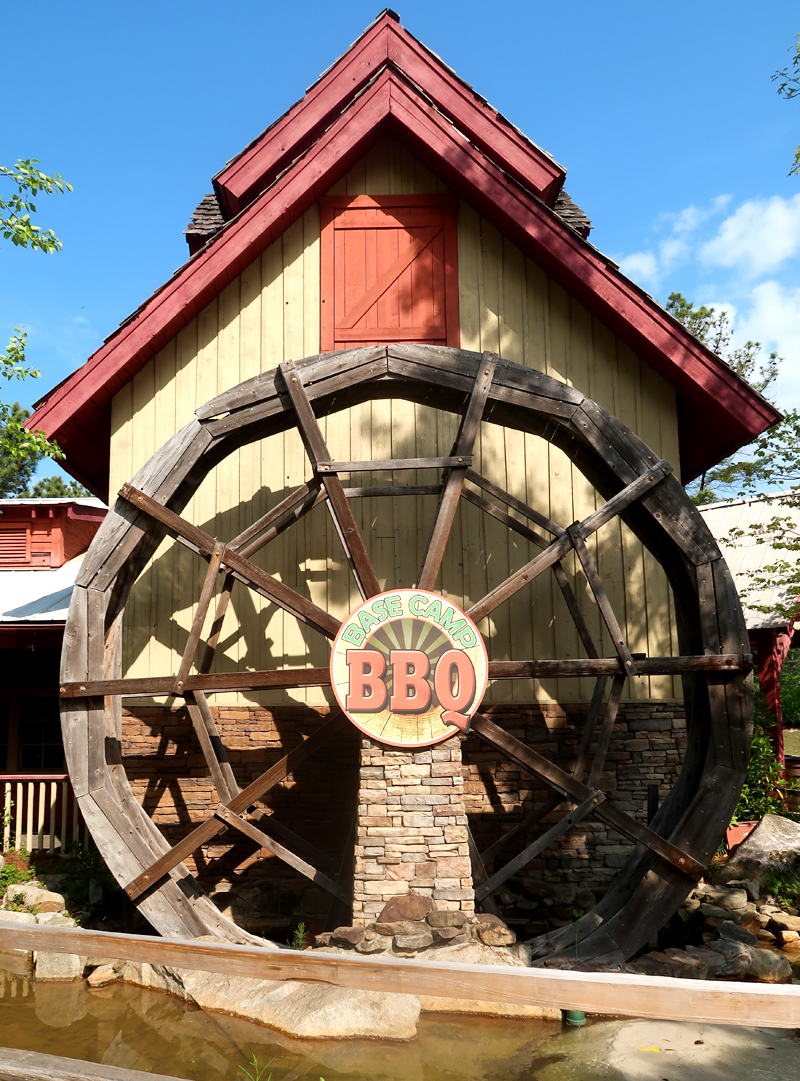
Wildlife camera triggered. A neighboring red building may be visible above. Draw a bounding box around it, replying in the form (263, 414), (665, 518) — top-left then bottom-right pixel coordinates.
(0, 498), (106, 850)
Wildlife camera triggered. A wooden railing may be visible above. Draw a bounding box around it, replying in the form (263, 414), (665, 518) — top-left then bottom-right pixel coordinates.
(1, 774), (88, 854)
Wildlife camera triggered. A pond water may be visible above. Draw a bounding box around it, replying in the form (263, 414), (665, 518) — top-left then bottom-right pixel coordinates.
(0, 959), (798, 1080)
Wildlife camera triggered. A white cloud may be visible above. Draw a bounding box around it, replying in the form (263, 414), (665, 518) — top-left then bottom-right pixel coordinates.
(736, 281), (800, 406)
(619, 250), (659, 284)
(701, 195), (800, 277)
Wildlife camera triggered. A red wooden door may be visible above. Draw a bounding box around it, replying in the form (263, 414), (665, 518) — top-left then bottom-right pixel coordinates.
(320, 194), (459, 352)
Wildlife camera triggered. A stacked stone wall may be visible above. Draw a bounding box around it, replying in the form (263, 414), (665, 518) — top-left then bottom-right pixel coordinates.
(117, 698), (685, 932)
(352, 737), (474, 925)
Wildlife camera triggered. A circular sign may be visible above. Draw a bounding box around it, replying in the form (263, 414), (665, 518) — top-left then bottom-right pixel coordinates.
(329, 589), (488, 748)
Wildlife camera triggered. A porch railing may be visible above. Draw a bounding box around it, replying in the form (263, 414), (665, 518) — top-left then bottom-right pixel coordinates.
(1, 774), (88, 854)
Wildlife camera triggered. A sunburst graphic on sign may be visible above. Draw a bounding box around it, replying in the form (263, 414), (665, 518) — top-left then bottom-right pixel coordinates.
(329, 589), (488, 748)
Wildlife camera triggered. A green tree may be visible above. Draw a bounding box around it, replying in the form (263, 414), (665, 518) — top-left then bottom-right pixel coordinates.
(1, 160), (73, 491)
(665, 292), (785, 505)
(773, 34), (800, 176)
(26, 475), (90, 498)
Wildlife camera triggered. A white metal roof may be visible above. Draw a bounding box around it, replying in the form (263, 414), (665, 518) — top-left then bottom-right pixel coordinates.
(0, 554), (85, 624)
(699, 494), (800, 631)
(0, 497), (106, 509)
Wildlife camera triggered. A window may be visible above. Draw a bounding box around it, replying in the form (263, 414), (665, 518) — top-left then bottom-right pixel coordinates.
(19, 697), (63, 771)
(0, 526), (30, 566)
(320, 194), (459, 352)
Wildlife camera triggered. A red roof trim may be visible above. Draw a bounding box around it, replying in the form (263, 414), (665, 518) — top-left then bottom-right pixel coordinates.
(27, 64), (779, 496)
(214, 12), (565, 218)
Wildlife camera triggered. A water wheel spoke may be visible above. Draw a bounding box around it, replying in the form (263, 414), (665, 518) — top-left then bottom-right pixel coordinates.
(119, 483), (340, 639)
(586, 673), (627, 790)
(418, 351), (497, 590)
(486, 655), (749, 680)
(470, 713), (705, 880)
(199, 571), (236, 673)
(461, 485), (598, 658)
(228, 478), (322, 554)
(466, 827), (501, 916)
(246, 810), (339, 875)
(475, 790), (607, 902)
(281, 358), (381, 599)
(174, 541), (227, 694)
(567, 525), (637, 675)
(124, 711), (347, 900)
(466, 459), (672, 625)
(572, 676), (610, 784)
(60, 666), (333, 699)
(213, 804), (349, 903)
(464, 468), (564, 538)
(185, 691), (237, 804)
(479, 794), (565, 865)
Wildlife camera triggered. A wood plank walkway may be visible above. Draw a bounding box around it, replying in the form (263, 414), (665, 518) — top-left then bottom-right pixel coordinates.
(1, 920), (799, 1029)
(0, 1048), (185, 1081)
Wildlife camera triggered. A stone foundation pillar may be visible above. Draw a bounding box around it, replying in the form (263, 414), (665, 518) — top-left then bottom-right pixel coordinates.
(352, 735), (474, 925)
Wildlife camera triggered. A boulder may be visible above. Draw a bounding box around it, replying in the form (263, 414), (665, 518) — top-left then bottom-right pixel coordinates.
(395, 929), (434, 950)
(714, 814), (800, 886)
(769, 912), (800, 932)
(86, 963), (121, 988)
(703, 888), (749, 912)
(374, 920), (432, 937)
(477, 923), (516, 947)
(427, 909), (468, 928)
(417, 941), (560, 1020)
(776, 929), (800, 947)
(432, 926), (468, 944)
(2, 884), (65, 913)
(123, 960), (420, 1039)
(726, 878), (761, 902)
(330, 926), (365, 948)
(717, 921), (758, 946)
(34, 951), (83, 981)
(35, 913), (76, 926)
(745, 946), (792, 983)
(354, 934), (392, 954)
(377, 892), (433, 923)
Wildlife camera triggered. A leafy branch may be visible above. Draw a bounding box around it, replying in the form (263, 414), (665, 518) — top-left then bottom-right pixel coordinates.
(773, 34), (800, 176)
(1, 330), (63, 464)
(0, 159), (72, 253)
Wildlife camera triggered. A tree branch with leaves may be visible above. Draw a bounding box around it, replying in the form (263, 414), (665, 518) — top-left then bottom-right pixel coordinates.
(773, 34), (800, 177)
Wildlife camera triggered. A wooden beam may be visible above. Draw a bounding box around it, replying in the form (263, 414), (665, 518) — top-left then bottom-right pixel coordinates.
(58, 655), (750, 700)
(466, 825), (501, 917)
(248, 810), (338, 875)
(342, 484), (442, 497)
(228, 478), (321, 552)
(191, 689), (238, 799)
(119, 483), (340, 639)
(213, 803), (349, 903)
(587, 674), (627, 790)
(465, 468), (564, 537)
(0, 1049), (188, 1081)
(238, 486), (326, 560)
(567, 525), (637, 676)
(475, 790), (606, 902)
(479, 794), (564, 865)
(467, 460), (672, 624)
(185, 692), (235, 804)
(318, 456), (470, 472)
(281, 358), (381, 599)
(1, 922), (798, 1028)
(470, 714), (705, 880)
(199, 571), (235, 673)
(418, 352), (497, 590)
(571, 676), (609, 784)
(124, 712), (347, 900)
(173, 541), (226, 693)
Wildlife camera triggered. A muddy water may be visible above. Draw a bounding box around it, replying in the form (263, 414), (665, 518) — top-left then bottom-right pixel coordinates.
(1, 958), (799, 1081)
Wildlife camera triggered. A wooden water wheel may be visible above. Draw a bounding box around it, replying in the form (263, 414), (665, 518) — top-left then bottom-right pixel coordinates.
(59, 344), (752, 959)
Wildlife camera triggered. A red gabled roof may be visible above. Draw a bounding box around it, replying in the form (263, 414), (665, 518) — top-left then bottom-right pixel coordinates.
(27, 12), (780, 500)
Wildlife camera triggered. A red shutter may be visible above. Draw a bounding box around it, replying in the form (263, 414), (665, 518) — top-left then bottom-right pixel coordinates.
(0, 527), (30, 567)
(320, 194), (459, 352)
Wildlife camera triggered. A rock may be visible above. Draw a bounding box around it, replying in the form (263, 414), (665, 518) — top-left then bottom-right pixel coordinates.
(757, 929), (777, 944)
(374, 920), (431, 937)
(86, 963), (121, 987)
(124, 961), (420, 1039)
(717, 921), (758, 946)
(314, 932), (333, 948)
(776, 929), (800, 947)
(769, 912), (800, 932)
(477, 923), (516, 947)
(726, 878), (761, 902)
(84, 956), (117, 970)
(2, 884), (65, 913)
(35, 913), (76, 926)
(746, 946), (792, 983)
(418, 942), (561, 1020)
(714, 814), (800, 886)
(330, 926), (365, 948)
(354, 934), (391, 954)
(0, 910), (36, 923)
(703, 887), (749, 912)
(663, 948), (708, 979)
(432, 926), (468, 943)
(377, 892), (433, 924)
(426, 910), (468, 928)
(0, 854), (4, 868)
(395, 929), (434, 950)
(34, 951), (83, 981)
(698, 903), (731, 921)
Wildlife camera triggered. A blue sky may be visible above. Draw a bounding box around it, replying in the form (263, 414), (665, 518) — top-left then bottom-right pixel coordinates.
(2, 2), (798, 485)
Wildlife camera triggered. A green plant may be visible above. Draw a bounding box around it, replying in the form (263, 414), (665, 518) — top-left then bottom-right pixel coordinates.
(572, 908), (584, 958)
(763, 870), (800, 908)
(731, 681), (800, 825)
(288, 921), (308, 950)
(239, 1055), (273, 1081)
(0, 860), (35, 899)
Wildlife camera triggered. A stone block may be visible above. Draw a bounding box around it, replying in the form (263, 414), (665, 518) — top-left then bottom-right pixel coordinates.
(34, 952), (83, 981)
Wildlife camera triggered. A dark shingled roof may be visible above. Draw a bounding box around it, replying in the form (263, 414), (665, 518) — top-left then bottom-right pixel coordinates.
(553, 190), (592, 239)
(183, 184), (592, 256)
(184, 194), (225, 255)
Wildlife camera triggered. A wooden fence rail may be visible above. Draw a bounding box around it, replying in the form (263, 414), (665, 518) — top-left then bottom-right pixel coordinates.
(1, 775), (88, 854)
(1, 921), (798, 1029)
(0, 1049), (185, 1081)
